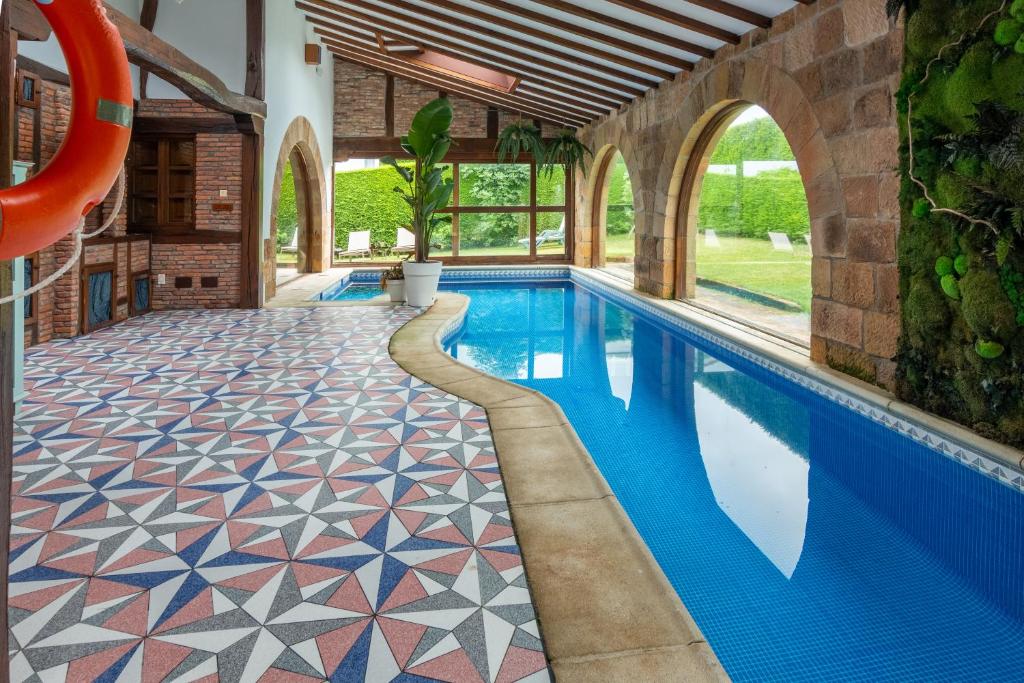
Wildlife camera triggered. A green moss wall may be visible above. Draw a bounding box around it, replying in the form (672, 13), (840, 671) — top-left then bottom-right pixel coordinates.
(898, 0), (1024, 447)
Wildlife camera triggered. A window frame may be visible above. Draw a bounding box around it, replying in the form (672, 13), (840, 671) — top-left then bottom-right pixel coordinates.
(80, 263), (117, 334)
(438, 160), (571, 261)
(331, 153), (573, 267)
(127, 134), (197, 234)
(23, 254), (39, 346)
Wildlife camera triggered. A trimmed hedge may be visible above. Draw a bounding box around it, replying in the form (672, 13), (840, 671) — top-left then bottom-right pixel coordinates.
(334, 163), (414, 249)
(698, 168), (810, 239)
(275, 162), (297, 250)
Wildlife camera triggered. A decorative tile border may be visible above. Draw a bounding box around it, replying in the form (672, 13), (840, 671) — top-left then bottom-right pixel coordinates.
(316, 267), (572, 301)
(568, 269), (1024, 494)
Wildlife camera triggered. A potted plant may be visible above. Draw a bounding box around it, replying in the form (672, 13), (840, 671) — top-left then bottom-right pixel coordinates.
(542, 128), (593, 178)
(382, 98), (455, 307)
(496, 119), (546, 163)
(380, 261), (406, 303)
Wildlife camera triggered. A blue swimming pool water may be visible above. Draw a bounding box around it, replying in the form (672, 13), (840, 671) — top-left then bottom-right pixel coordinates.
(442, 278), (1024, 682)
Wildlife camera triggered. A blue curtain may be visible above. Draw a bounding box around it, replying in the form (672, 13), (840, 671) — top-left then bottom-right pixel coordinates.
(134, 276), (150, 313)
(88, 271), (112, 327)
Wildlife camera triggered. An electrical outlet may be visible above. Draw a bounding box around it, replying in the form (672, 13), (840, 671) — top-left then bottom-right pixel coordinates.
(157, 274), (166, 285)
(219, 189), (228, 198)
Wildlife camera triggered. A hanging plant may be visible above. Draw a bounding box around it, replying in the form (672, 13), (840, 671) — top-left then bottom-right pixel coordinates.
(495, 120), (545, 163)
(542, 128), (593, 179)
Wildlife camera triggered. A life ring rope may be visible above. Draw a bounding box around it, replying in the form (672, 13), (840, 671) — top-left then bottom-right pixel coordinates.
(0, 168), (125, 307)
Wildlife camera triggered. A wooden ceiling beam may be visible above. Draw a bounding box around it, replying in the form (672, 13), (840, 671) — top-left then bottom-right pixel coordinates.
(312, 25), (614, 116)
(533, 0), (712, 55)
(326, 49), (585, 129)
(473, 0), (700, 65)
(309, 0), (659, 88)
(297, 2), (643, 99)
(682, 0), (772, 29)
(322, 36), (594, 123)
(400, 0), (679, 79)
(103, 3), (266, 117)
(320, 38), (590, 126)
(602, 0), (741, 44)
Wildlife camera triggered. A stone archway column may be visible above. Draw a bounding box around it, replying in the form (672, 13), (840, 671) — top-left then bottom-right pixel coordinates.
(266, 116), (330, 302)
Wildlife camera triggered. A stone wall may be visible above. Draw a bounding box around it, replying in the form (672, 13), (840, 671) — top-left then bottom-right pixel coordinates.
(577, 0), (903, 388)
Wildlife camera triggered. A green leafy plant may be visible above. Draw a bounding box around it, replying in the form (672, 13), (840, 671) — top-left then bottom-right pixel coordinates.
(380, 260), (405, 288)
(495, 120), (545, 163)
(940, 100), (1024, 176)
(542, 128), (593, 179)
(975, 339), (1006, 358)
(382, 98), (455, 263)
(940, 273), (962, 299)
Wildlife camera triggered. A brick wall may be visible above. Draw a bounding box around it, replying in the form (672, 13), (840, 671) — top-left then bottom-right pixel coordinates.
(578, 0), (902, 388)
(14, 82), (247, 341)
(334, 61), (387, 137)
(151, 243), (241, 310)
(333, 58), (541, 140)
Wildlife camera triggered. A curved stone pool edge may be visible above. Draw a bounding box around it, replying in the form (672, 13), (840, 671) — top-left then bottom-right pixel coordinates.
(389, 293), (729, 683)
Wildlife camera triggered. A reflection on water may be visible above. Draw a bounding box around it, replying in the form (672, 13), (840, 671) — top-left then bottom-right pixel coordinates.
(694, 354), (809, 579)
(443, 280), (1024, 681)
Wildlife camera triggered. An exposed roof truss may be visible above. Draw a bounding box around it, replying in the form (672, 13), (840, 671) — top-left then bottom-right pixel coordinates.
(298, 0), (813, 128)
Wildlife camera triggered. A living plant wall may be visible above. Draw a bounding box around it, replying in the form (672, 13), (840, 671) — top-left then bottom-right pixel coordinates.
(897, 0), (1024, 447)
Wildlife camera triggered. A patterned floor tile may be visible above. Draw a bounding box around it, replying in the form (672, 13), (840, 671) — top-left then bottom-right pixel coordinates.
(10, 308), (551, 683)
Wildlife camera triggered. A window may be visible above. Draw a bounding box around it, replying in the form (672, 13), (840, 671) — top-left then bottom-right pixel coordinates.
(690, 106), (811, 343)
(128, 137), (196, 230)
(441, 161), (570, 259)
(594, 152), (635, 277)
(17, 74), (38, 108)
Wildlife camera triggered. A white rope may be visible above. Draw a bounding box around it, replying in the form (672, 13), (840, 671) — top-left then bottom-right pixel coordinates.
(0, 167), (126, 306)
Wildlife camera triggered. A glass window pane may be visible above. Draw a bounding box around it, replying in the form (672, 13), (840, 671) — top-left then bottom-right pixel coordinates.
(169, 140), (195, 166)
(536, 212), (566, 257)
(132, 140), (158, 166)
(458, 213), (529, 256)
(458, 164), (530, 207)
(431, 215), (453, 257)
(537, 165), (566, 206)
(88, 271), (113, 328)
(605, 154), (635, 265)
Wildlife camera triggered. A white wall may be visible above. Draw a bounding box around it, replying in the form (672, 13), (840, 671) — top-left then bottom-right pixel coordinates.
(146, 0), (246, 99)
(262, 4), (334, 243)
(17, 0), (143, 97)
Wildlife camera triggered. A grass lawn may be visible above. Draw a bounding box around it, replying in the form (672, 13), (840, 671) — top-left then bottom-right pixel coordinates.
(696, 235), (811, 312)
(606, 232), (635, 260)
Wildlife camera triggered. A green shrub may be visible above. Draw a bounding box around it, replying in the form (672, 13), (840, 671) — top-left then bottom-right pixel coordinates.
(935, 255), (955, 276)
(333, 163), (415, 248)
(697, 168), (809, 239)
(275, 162), (297, 250)
(959, 269), (1019, 340)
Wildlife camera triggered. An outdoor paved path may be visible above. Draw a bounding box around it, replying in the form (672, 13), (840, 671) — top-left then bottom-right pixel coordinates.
(10, 307), (550, 682)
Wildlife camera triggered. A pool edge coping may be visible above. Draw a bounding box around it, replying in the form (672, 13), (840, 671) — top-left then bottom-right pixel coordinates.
(389, 292), (731, 683)
(569, 267), (1024, 486)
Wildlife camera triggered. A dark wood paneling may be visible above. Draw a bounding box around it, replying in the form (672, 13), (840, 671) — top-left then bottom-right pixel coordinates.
(239, 131), (263, 308)
(245, 0), (265, 101)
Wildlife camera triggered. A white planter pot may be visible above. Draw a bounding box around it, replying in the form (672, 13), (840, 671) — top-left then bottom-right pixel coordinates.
(402, 260), (443, 307)
(386, 279), (405, 303)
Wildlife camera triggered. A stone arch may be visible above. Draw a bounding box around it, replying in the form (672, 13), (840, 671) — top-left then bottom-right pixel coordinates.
(660, 61), (841, 357)
(577, 132), (643, 271)
(266, 116), (329, 301)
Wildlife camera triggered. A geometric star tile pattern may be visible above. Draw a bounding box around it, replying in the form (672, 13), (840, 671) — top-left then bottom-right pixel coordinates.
(10, 307), (551, 683)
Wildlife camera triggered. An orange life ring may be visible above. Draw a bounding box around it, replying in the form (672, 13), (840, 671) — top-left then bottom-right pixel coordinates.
(0, 0), (133, 260)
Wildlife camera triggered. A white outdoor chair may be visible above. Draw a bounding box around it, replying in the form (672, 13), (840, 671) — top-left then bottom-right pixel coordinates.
(804, 234), (813, 255)
(392, 227), (415, 256)
(335, 230), (372, 260)
(768, 231), (794, 252)
(519, 218), (565, 248)
(704, 229), (721, 248)
(279, 230), (298, 254)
